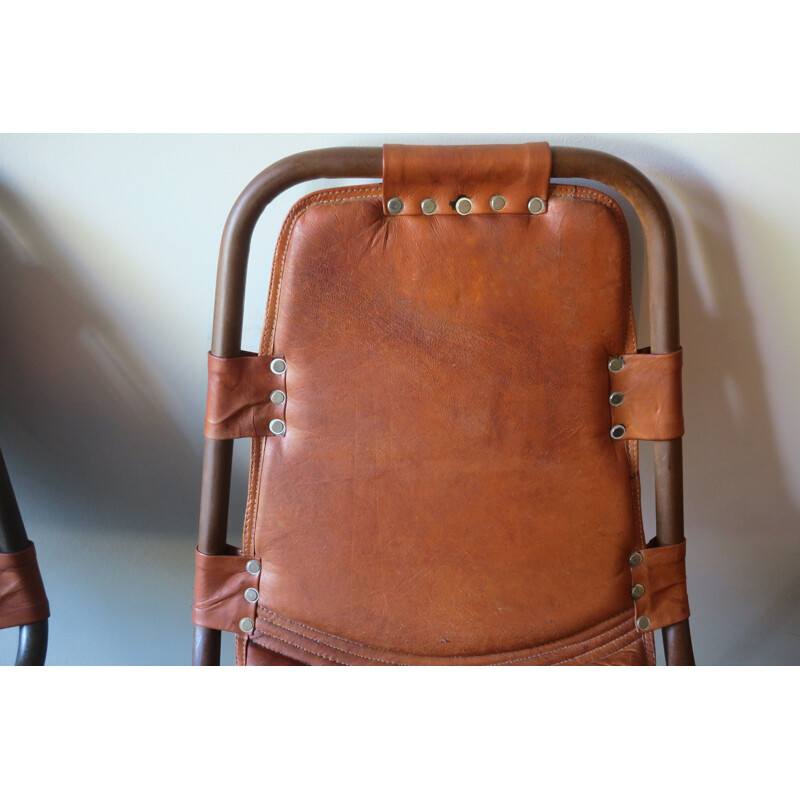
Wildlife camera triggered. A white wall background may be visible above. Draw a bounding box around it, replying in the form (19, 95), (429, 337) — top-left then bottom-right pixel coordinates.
(0, 133), (797, 665)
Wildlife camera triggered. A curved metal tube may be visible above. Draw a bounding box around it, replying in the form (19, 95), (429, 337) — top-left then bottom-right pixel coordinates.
(195, 145), (694, 666)
(0, 448), (48, 666)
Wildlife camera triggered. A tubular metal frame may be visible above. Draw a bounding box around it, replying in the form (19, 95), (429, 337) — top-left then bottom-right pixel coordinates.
(193, 146), (695, 667)
(0, 447), (48, 665)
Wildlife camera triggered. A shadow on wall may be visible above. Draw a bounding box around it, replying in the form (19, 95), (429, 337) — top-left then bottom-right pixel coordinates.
(603, 136), (800, 665)
(0, 180), (204, 536)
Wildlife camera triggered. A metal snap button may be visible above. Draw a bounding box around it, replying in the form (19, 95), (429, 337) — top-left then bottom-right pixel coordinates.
(270, 390), (286, 405)
(628, 552), (643, 567)
(610, 424), (626, 440)
(387, 197), (404, 215)
(608, 356), (625, 373)
(245, 560), (261, 575)
(527, 197), (546, 215)
(239, 618), (255, 633)
(270, 358), (287, 375)
(244, 588), (260, 603)
(609, 392), (625, 406)
(631, 584), (645, 599)
(269, 419), (286, 436)
(489, 195), (506, 212)
(455, 197), (473, 216)
(636, 615), (651, 631)
(421, 198), (437, 215)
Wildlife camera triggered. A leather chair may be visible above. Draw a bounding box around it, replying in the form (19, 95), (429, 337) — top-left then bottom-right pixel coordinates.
(192, 143), (694, 666)
(0, 447), (49, 665)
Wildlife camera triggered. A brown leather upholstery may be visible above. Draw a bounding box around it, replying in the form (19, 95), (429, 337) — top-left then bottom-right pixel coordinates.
(194, 142), (691, 666)
(630, 540), (690, 632)
(0, 542), (50, 630)
(382, 143), (551, 216)
(205, 352), (286, 440)
(192, 547), (260, 634)
(609, 349), (684, 441)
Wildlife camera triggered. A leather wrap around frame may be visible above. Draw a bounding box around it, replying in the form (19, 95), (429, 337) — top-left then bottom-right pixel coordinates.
(196, 143), (689, 666)
(0, 542), (50, 630)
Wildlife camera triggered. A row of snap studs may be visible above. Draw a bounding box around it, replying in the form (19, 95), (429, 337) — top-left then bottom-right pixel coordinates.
(386, 196), (547, 216)
(608, 356), (626, 439)
(269, 358), (287, 436)
(628, 551), (651, 630)
(240, 560), (261, 632)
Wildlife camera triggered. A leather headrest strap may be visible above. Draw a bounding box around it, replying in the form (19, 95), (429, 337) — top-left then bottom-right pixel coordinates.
(382, 143), (552, 217)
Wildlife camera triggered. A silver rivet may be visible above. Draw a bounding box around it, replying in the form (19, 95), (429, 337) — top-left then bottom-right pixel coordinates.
(631, 584), (645, 600)
(421, 198), (437, 215)
(244, 588), (260, 603)
(269, 419), (286, 436)
(610, 424), (626, 440)
(270, 390), (286, 405)
(608, 356), (625, 373)
(489, 195), (506, 212)
(270, 358), (287, 375)
(455, 197), (473, 216)
(387, 197), (404, 215)
(239, 618), (255, 633)
(527, 196), (546, 215)
(636, 615), (651, 631)
(609, 391), (625, 406)
(245, 560), (261, 575)
(628, 552), (643, 568)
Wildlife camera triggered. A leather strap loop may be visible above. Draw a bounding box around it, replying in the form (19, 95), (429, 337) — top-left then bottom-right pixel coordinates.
(382, 143), (552, 216)
(0, 542), (50, 630)
(609, 348), (684, 440)
(630, 540), (690, 633)
(192, 547), (261, 634)
(205, 351), (287, 440)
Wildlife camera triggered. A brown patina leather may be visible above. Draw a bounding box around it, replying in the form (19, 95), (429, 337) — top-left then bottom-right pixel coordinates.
(205, 351), (286, 440)
(630, 540), (690, 632)
(382, 143), (552, 216)
(192, 547), (260, 634)
(609, 349), (684, 441)
(231, 153), (660, 666)
(0, 542), (50, 630)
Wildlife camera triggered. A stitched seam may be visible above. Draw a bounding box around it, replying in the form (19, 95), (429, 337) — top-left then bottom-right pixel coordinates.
(252, 631), (349, 666)
(257, 617), (402, 665)
(261, 603), (630, 657)
(582, 637), (642, 666)
(552, 628), (640, 666)
(243, 438), (257, 554)
(258, 606), (371, 647)
(496, 616), (633, 665)
(258, 606), (633, 666)
(644, 629), (656, 664)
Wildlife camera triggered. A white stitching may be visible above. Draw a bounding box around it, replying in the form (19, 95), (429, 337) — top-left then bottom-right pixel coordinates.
(257, 607), (636, 667)
(252, 631), (349, 666)
(496, 616), (634, 665)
